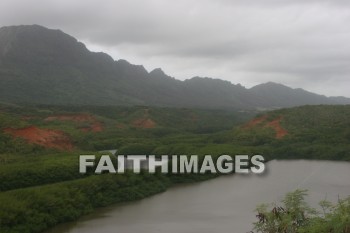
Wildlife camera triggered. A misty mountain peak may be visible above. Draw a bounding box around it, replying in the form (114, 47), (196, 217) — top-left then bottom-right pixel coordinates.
(0, 24), (90, 65)
(0, 24), (80, 47)
(251, 82), (291, 90)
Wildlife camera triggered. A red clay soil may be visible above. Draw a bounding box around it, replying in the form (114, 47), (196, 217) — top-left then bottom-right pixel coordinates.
(132, 118), (156, 129)
(3, 126), (74, 150)
(45, 114), (103, 132)
(265, 116), (288, 139)
(243, 115), (267, 129)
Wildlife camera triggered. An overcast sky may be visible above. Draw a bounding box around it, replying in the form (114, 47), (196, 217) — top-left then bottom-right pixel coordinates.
(1, 0), (349, 97)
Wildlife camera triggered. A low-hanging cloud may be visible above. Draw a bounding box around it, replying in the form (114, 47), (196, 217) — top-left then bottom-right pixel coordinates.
(0, 0), (349, 97)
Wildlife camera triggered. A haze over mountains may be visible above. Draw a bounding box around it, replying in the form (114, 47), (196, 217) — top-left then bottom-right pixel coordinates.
(0, 25), (349, 109)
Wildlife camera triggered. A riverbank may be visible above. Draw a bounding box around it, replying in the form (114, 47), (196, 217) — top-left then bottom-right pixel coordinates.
(0, 164), (219, 233)
(45, 160), (350, 233)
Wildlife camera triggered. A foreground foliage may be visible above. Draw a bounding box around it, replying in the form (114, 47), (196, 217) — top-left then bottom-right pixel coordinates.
(252, 190), (350, 233)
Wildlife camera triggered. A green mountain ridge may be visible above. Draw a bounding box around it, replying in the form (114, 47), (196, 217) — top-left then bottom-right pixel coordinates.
(0, 25), (349, 109)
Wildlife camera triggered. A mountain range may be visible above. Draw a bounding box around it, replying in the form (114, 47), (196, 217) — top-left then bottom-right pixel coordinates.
(0, 25), (349, 109)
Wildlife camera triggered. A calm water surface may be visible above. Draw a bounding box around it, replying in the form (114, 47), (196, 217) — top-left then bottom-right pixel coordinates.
(47, 160), (350, 233)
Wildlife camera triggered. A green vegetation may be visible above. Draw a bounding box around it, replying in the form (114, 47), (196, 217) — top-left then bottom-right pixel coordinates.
(228, 105), (350, 161)
(0, 104), (349, 232)
(0, 104), (253, 154)
(0, 104), (250, 233)
(0, 172), (170, 233)
(252, 189), (350, 233)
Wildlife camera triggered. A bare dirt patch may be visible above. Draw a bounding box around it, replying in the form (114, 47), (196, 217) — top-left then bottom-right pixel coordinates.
(243, 115), (267, 129)
(265, 116), (288, 139)
(242, 115), (288, 139)
(4, 126), (74, 150)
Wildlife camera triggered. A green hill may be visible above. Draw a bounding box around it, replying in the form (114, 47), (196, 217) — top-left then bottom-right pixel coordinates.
(0, 104), (254, 155)
(1, 104), (349, 161)
(230, 105), (350, 160)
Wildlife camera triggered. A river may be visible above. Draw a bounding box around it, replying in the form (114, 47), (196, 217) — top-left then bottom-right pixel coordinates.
(46, 160), (350, 233)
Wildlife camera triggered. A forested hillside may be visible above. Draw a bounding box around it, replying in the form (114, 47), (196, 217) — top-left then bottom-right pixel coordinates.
(0, 25), (349, 109)
(229, 105), (350, 160)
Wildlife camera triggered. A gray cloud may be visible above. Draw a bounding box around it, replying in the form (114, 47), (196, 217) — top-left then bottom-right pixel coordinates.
(0, 0), (349, 97)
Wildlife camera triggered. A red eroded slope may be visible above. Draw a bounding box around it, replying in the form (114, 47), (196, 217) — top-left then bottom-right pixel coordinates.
(3, 126), (74, 150)
(265, 116), (288, 139)
(243, 115), (267, 129)
(242, 115), (288, 139)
